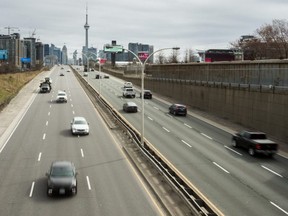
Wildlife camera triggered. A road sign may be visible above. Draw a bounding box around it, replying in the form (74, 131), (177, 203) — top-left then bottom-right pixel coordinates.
(104, 45), (123, 53)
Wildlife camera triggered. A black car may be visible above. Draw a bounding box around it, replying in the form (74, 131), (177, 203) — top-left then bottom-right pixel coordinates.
(95, 74), (101, 79)
(169, 104), (187, 116)
(46, 161), (78, 196)
(140, 90), (152, 99)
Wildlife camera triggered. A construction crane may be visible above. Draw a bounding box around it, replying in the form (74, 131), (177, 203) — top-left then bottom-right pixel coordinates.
(4, 26), (19, 35)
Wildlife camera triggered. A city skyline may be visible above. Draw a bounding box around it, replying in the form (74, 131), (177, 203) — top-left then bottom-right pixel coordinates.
(1, 0), (288, 59)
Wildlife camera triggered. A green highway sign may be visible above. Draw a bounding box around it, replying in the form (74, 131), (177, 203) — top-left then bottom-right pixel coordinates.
(104, 45), (123, 53)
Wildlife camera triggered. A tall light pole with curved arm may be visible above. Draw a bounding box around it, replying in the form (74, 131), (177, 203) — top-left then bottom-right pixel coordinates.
(123, 47), (180, 147)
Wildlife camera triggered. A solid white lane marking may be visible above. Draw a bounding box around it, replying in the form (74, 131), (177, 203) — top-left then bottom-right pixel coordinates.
(29, 181), (35, 197)
(261, 165), (283, 178)
(148, 116), (153, 121)
(181, 140), (192, 147)
(224, 145), (242, 156)
(86, 176), (91, 190)
(43, 133), (46, 140)
(184, 123), (192, 128)
(80, 148), (84, 158)
(38, 152), (42, 161)
(201, 133), (212, 140)
(270, 201), (288, 215)
(162, 127), (170, 132)
(213, 162), (230, 173)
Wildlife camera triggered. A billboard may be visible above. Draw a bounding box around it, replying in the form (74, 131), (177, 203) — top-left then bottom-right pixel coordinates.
(0, 50), (8, 60)
(138, 51), (149, 61)
(21, 58), (31, 63)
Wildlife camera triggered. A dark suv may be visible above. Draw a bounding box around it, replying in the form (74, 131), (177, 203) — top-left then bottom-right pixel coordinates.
(169, 104), (187, 116)
(140, 90), (152, 99)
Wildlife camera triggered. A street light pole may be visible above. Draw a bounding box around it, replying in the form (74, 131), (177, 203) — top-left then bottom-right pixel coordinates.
(123, 47), (180, 147)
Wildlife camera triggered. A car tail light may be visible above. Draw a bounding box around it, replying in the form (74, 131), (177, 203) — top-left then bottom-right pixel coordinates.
(255, 144), (261, 149)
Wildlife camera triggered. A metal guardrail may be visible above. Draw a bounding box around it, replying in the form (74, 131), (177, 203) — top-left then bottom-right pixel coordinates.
(72, 68), (222, 216)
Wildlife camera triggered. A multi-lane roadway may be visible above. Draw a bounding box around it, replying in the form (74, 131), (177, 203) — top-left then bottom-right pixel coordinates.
(0, 66), (164, 216)
(79, 66), (288, 216)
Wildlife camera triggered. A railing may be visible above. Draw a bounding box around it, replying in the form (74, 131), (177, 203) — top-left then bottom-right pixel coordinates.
(72, 67), (222, 216)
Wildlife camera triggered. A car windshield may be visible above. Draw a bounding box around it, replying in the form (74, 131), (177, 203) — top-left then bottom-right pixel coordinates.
(74, 120), (87, 125)
(58, 93), (66, 96)
(51, 166), (74, 177)
(251, 134), (267, 139)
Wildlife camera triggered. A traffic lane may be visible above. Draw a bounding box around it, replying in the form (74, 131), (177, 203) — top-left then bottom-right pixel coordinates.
(138, 114), (285, 215)
(96, 79), (288, 214)
(136, 99), (288, 212)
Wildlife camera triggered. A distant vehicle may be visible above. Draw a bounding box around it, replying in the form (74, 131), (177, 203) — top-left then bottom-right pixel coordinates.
(123, 101), (138, 113)
(169, 104), (187, 116)
(56, 91), (67, 103)
(140, 90), (152, 99)
(204, 49), (235, 62)
(124, 82), (133, 88)
(90, 68), (94, 71)
(61, 67), (64, 69)
(45, 77), (52, 84)
(103, 74), (109, 79)
(71, 116), (89, 135)
(95, 74), (101, 79)
(66, 70), (70, 72)
(60, 72), (64, 76)
(83, 72), (88, 77)
(123, 87), (136, 98)
(39, 83), (51, 93)
(46, 161), (77, 196)
(232, 131), (278, 157)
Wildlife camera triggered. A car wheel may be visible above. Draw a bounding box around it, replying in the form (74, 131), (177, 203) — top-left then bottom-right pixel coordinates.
(248, 148), (255, 156)
(232, 139), (238, 147)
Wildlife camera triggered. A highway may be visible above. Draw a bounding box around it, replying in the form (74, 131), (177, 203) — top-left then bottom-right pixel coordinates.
(79, 66), (288, 216)
(0, 66), (164, 216)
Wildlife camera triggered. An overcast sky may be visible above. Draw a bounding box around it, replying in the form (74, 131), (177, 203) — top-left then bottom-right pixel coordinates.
(1, 0), (288, 59)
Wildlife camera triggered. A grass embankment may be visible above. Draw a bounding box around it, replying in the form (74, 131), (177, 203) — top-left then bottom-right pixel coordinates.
(0, 71), (41, 111)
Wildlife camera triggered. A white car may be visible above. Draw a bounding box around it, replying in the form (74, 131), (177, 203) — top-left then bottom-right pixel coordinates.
(71, 117), (89, 135)
(124, 82), (133, 88)
(83, 72), (88, 77)
(123, 87), (136, 98)
(56, 91), (67, 103)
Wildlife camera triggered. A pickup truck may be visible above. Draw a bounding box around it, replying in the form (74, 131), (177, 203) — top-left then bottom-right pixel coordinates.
(232, 131), (278, 157)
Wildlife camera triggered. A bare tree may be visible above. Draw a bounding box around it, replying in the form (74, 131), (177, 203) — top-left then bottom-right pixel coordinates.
(155, 51), (166, 64)
(231, 19), (288, 59)
(167, 49), (180, 63)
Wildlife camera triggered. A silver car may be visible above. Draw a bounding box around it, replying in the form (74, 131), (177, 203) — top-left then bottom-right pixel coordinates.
(71, 116), (89, 135)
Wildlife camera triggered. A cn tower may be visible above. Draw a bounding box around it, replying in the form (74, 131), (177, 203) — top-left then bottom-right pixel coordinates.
(84, 6), (89, 58)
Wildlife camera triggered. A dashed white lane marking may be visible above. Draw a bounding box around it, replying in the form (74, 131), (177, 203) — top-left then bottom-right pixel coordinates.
(43, 133), (46, 140)
(29, 181), (35, 197)
(162, 127), (170, 132)
(46, 121), (48, 126)
(86, 176), (91, 190)
(153, 106), (159, 110)
(184, 123), (192, 128)
(213, 162), (230, 174)
(201, 133), (212, 140)
(80, 148), (84, 158)
(224, 145), (242, 156)
(148, 116), (153, 121)
(261, 165), (283, 178)
(270, 201), (288, 215)
(181, 140), (192, 147)
(38, 152), (42, 161)
(48, 112), (50, 116)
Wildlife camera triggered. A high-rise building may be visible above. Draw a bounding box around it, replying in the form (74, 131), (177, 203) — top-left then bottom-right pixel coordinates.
(128, 43), (154, 63)
(62, 45), (68, 65)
